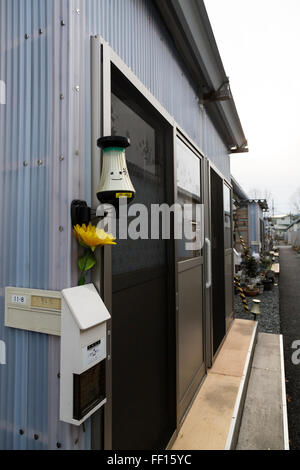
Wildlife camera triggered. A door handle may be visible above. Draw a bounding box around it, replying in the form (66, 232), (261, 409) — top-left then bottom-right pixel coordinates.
(107, 329), (111, 360)
(205, 237), (212, 289)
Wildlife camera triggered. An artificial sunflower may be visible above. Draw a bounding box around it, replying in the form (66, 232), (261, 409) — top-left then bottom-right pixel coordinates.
(73, 224), (116, 285)
(73, 224), (116, 250)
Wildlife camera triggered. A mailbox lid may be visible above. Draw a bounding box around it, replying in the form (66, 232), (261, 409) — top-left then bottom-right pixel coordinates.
(61, 284), (110, 330)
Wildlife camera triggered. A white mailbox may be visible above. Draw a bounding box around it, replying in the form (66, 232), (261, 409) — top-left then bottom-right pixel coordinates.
(60, 283), (111, 425)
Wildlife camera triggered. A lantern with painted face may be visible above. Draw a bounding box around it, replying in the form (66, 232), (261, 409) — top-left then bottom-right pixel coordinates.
(96, 136), (135, 208)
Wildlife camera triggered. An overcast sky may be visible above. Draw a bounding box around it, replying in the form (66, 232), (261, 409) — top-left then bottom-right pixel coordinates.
(204, 0), (300, 215)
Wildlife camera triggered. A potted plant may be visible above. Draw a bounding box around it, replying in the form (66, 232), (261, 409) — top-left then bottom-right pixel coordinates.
(242, 253), (260, 296)
(260, 252), (272, 271)
(262, 270), (275, 291)
(243, 284), (260, 297)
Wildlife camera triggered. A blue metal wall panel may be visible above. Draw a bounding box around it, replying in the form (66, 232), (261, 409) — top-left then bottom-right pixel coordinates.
(79, 0), (202, 147)
(0, 0), (91, 450)
(248, 203), (262, 254)
(203, 111), (231, 181)
(74, 0), (230, 188)
(0, 0), (41, 449)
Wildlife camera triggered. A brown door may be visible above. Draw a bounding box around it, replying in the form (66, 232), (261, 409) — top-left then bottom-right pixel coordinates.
(110, 80), (176, 450)
(224, 183), (234, 331)
(176, 137), (205, 422)
(210, 169), (226, 355)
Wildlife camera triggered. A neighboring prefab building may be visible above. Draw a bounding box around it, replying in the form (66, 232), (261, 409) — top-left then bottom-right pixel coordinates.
(233, 192), (268, 255)
(286, 218), (300, 247)
(247, 200), (268, 254)
(0, 0), (247, 450)
(270, 214), (294, 241)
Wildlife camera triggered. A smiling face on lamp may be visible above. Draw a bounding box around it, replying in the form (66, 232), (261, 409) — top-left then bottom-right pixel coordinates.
(110, 168), (128, 181)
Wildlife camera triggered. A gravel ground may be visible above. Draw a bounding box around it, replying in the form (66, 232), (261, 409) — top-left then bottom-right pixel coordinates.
(234, 282), (280, 334)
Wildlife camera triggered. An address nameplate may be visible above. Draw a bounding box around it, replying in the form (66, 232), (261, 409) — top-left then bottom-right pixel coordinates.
(31, 295), (61, 311)
(5, 287), (62, 336)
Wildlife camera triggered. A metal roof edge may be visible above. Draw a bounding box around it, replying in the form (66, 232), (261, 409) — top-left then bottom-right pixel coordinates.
(231, 176), (249, 200)
(154, 0), (248, 152)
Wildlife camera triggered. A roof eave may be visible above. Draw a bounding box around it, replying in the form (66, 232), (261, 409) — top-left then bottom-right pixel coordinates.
(154, 0), (248, 153)
(231, 176), (249, 200)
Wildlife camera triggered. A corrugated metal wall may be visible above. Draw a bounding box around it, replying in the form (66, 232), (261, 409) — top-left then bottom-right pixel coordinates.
(202, 111), (231, 181)
(0, 0), (231, 450)
(0, 0), (90, 450)
(248, 203), (263, 254)
(73, 0), (230, 182)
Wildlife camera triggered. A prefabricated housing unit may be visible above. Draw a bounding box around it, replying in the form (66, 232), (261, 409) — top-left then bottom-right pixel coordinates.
(233, 195), (268, 255)
(285, 218), (300, 248)
(0, 0), (247, 450)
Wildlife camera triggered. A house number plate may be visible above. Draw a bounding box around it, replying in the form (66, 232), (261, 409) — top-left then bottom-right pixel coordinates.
(11, 295), (26, 305)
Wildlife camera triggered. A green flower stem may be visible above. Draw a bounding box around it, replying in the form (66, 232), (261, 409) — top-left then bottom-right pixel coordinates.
(78, 249), (90, 286)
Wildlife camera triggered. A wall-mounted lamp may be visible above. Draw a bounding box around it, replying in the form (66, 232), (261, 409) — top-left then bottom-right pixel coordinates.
(71, 200), (91, 227)
(70, 135), (136, 226)
(251, 299), (261, 321)
(203, 79), (232, 103)
(96, 136), (135, 207)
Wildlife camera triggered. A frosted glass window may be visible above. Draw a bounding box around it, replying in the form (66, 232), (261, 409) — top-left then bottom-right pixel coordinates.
(177, 138), (201, 261)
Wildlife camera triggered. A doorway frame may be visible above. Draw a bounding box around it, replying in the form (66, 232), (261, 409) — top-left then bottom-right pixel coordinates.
(90, 36), (233, 450)
(207, 162), (234, 364)
(174, 130), (206, 426)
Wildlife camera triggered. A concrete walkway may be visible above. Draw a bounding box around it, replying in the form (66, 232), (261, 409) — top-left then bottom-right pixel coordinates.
(172, 319), (257, 450)
(279, 246), (300, 450)
(236, 333), (288, 450)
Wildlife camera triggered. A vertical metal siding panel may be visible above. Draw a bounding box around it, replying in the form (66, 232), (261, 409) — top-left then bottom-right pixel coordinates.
(23, 0), (49, 450)
(47, 0), (64, 448)
(0, 0), (90, 450)
(203, 110), (230, 180)
(1, 0), (51, 449)
(249, 203), (258, 252)
(255, 206), (259, 245)
(0, 0), (30, 450)
(258, 206), (262, 244)
(47, 0), (91, 450)
(81, 0), (201, 148)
